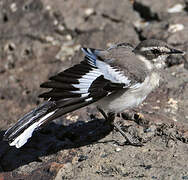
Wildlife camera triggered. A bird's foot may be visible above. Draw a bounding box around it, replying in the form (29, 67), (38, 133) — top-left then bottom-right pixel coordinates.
(97, 107), (143, 146)
(113, 122), (143, 146)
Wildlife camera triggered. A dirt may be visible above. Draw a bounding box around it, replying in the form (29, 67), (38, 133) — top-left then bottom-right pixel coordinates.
(0, 0), (188, 179)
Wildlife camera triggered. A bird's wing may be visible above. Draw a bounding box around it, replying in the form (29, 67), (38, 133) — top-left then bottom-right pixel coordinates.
(81, 44), (148, 86)
(39, 45), (137, 103)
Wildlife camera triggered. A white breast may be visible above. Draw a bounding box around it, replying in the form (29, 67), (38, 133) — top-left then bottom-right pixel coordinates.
(97, 72), (160, 113)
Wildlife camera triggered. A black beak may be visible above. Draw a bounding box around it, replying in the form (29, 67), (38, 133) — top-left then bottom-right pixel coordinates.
(170, 48), (185, 55)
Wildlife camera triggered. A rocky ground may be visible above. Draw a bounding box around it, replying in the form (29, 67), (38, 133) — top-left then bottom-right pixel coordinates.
(0, 0), (188, 179)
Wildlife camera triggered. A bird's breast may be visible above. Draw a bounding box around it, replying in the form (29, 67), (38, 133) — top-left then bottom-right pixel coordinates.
(97, 72), (160, 113)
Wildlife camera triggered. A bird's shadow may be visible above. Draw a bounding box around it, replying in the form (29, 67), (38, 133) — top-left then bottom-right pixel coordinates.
(0, 117), (113, 172)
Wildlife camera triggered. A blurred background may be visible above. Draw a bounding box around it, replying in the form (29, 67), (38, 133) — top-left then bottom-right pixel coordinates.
(0, 0), (188, 179)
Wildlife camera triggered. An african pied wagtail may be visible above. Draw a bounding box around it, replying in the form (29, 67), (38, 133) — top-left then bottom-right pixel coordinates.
(3, 39), (185, 148)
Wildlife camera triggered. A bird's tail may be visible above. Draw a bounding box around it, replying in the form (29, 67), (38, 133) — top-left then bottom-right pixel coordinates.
(3, 101), (58, 148)
(3, 96), (98, 148)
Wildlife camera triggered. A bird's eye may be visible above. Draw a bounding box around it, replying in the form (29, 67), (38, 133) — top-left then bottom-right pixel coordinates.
(151, 49), (160, 54)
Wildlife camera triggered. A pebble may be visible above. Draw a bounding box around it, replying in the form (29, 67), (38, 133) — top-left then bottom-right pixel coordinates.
(168, 24), (184, 33)
(167, 4), (184, 13)
(85, 8), (94, 16)
(10, 3), (17, 12)
(115, 147), (122, 152)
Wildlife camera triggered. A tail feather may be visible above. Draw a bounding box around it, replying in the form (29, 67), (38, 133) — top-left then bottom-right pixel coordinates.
(3, 96), (98, 148)
(3, 101), (57, 148)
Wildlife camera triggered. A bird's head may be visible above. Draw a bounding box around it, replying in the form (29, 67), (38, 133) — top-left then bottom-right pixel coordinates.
(133, 39), (185, 69)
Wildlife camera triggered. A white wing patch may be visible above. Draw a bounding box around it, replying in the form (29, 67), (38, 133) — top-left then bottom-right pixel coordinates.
(82, 47), (131, 87)
(85, 97), (93, 102)
(9, 111), (56, 148)
(130, 83), (142, 89)
(71, 68), (103, 94)
(96, 60), (131, 85)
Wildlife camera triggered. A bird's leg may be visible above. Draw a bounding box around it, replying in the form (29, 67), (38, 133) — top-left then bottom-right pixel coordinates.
(97, 107), (143, 146)
(117, 113), (143, 146)
(113, 121), (143, 146)
(97, 107), (108, 120)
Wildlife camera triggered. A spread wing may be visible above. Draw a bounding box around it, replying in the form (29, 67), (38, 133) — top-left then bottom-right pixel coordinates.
(39, 47), (135, 106)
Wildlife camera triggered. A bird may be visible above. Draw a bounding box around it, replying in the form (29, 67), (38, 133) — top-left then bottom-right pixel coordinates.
(3, 39), (185, 148)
